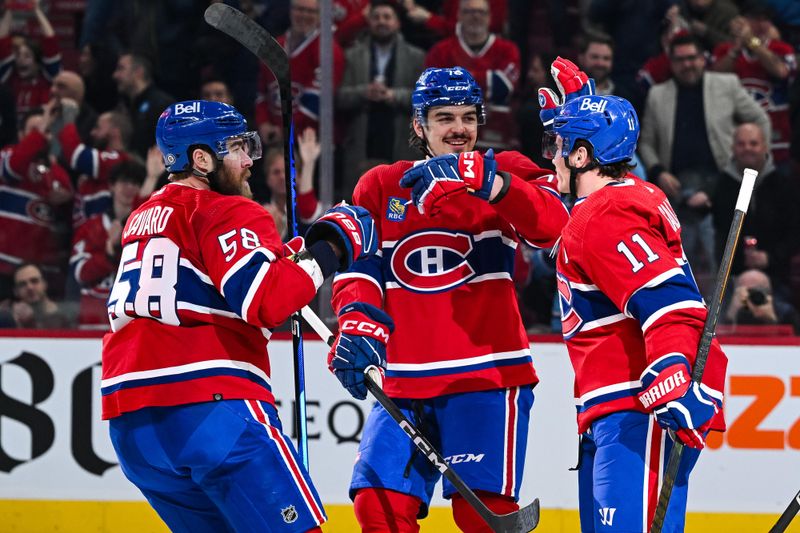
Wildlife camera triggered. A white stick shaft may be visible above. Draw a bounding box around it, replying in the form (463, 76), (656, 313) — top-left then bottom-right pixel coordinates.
(736, 168), (758, 213)
(300, 305), (333, 343)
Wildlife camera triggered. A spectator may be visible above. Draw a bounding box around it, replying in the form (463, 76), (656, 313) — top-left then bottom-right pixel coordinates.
(70, 160), (145, 329)
(637, 8), (691, 92)
(679, 0), (739, 52)
(724, 269), (800, 334)
(712, 122), (800, 295)
(0, 263), (71, 329)
(200, 78), (234, 105)
(254, 0), (345, 144)
(425, 0), (521, 149)
(588, 0), (674, 112)
(56, 102), (133, 226)
(401, 0), (508, 49)
(262, 127), (322, 239)
(711, 6), (796, 164)
(578, 33), (615, 95)
(0, 107), (73, 301)
(112, 53), (174, 158)
(639, 34), (769, 278)
(337, 0), (425, 195)
(50, 70), (97, 143)
(77, 41), (119, 114)
(0, 0), (61, 122)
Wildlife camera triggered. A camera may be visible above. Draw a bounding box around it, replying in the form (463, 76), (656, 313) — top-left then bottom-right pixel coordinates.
(747, 287), (768, 306)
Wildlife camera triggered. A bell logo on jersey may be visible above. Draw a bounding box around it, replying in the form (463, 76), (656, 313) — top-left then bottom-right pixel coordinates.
(390, 231), (475, 293)
(173, 101), (200, 115)
(557, 273), (584, 339)
(580, 98), (607, 113)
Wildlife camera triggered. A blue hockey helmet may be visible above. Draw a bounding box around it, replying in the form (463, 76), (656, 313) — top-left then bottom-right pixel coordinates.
(546, 95), (639, 165)
(411, 67), (485, 125)
(155, 100), (262, 172)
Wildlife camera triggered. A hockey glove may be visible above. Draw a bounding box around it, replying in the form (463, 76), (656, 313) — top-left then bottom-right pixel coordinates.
(328, 302), (394, 400)
(399, 150), (498, 215)
(305, 203), (377, 272)
(638, 354), (722, 449)
(539, 56), (595, 131)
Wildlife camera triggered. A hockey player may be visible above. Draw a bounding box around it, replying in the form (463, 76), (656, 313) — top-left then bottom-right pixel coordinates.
(328, 66), (570, 532)
(539, 63), (728, 532)
(101, 100), (378, 533)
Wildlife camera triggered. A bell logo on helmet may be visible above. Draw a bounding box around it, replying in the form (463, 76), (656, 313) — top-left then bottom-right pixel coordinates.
(579, 98), (607, 113)
(174, 101), (201, 115)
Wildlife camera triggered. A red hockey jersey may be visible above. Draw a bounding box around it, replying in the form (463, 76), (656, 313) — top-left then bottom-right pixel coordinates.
(556, 177), (727, 434)
(426, 32), (521, 149)
(0, 35), (61, 120)
(70, 212), (116, 328)
(0, 129), (72, 275)
(101, 182), (323, 419)
(712, 40), (796, 162)
(59, 122), (130, 226)
(255, 30), (345, 136)
(332, 151), (569, 398)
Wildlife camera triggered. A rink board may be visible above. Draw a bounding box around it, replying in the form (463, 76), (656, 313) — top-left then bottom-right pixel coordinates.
(0, 333), (797, 532)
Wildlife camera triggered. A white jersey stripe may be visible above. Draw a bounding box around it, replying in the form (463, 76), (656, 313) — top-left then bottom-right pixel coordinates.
(387, 348), (530, 373)
(246, 400), (325, 524)
(100, 359), (271, 389)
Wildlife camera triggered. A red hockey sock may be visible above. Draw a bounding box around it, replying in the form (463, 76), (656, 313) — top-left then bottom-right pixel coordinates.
(354, 488), (422, 533)
(452, 491), (519, 533)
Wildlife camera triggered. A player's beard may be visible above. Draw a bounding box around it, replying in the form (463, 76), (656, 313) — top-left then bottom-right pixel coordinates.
(210, 164), (253, 199)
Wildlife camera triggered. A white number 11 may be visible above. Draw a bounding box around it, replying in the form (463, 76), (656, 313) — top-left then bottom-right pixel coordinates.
(616, 233), (659, 272)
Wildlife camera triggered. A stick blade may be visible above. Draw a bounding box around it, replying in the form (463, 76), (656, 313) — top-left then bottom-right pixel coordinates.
(494, 498), (540, 532)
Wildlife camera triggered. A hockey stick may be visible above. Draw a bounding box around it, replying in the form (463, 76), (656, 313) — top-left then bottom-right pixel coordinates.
(204, 3), (310, 469)
(300, 306), (541, 533)
(649, 168), (758, 533)
(769, 488), (800, 533)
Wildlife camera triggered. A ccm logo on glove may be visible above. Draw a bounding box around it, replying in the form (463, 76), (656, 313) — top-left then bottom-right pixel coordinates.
(639, 367), (688, 409)
(340, 318), (390, 343)
(460, 151), (479, 180)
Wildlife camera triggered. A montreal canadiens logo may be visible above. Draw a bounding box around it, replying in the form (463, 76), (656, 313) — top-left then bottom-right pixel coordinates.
(390, 230), (475, 293)
(27, 199), (54, 224)
(556, 272), (584, 338)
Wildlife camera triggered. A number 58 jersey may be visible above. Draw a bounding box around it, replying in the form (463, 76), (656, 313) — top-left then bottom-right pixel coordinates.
(556, 177), (727, 434)
(101, 183), (320, 419)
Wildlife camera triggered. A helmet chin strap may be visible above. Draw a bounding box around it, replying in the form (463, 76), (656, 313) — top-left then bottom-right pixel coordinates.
(564, 159), (598, 199)
(190, 155), (220, 186)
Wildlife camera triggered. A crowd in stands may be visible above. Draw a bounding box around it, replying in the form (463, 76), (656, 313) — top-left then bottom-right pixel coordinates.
(0, 0), (798, 335)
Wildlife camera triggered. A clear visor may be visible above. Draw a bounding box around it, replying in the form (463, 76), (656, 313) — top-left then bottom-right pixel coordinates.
(217, 131), (262, 161)
(542, 131), (559, 160)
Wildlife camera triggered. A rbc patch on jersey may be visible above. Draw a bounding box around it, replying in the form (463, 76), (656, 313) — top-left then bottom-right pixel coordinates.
(386, 197), (407, 222)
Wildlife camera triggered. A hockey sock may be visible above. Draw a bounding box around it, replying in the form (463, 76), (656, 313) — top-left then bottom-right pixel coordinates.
(354, 488), (422, 533)
(452, 490), (519, 533)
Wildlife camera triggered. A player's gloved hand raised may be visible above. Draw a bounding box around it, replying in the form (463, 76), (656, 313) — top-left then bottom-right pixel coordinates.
(539, 56), (595, 130)
(637, 354), (722, 449)
(328, 302), (394, 400)
(400, 149), (498, 215)
(305, 203), (377, 271)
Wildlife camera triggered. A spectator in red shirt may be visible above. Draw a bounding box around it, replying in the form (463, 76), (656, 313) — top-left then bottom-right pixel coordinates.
(425, 0), (520, 149)
(0, 0), (61, 123)
(711, 5), (796, 163)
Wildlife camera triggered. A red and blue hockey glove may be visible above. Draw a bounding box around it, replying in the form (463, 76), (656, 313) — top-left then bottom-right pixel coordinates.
(305, 203), (377, 271)
(638, 354), (722, 449)
(539, 56), (595, 131)
(328, 302), (394, 400)
(399, 150), (498, 215)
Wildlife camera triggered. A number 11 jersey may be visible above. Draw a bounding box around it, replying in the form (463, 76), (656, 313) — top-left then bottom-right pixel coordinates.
(555, 177), (727, 434)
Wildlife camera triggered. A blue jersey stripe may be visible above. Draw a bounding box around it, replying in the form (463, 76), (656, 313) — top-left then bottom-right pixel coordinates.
(626, 273), (704, 326)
